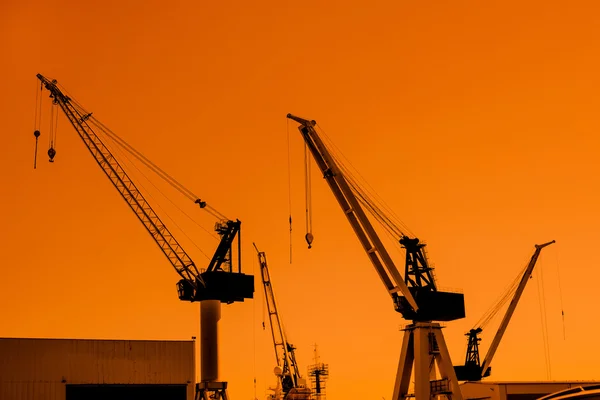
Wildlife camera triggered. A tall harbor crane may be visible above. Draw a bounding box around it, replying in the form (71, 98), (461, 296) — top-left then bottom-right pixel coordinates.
(254, 244), (312, 400)
(454, 241), (555, 381)
(287, 114), (465, 400)
(35, 74), (254, 400)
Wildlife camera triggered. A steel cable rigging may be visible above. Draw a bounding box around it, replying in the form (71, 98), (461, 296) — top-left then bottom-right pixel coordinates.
(473, 261), (529, 331)
(52, 80), (229, 223)
(314, 123), (415, 242)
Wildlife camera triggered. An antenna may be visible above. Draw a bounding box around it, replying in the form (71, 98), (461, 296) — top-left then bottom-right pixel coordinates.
(308, 344), (329, 400)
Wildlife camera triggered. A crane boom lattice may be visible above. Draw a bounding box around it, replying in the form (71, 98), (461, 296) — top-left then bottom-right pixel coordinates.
(36, 73), (255, 400)
(36, 74), (201, 286)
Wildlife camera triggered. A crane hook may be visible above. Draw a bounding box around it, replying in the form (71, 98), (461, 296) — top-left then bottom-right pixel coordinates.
(305, 232), (314, 249)
(33, 130), (41, 169)
(48, 147), (56, 163)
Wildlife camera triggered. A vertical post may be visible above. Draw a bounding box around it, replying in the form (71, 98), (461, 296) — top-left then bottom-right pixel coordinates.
(393, 327), (414, 399)
(413, 324), (431, 399)
(433, 326), (462, 395)
(201, 300), (221, 382)
(238, 225), (241, 273)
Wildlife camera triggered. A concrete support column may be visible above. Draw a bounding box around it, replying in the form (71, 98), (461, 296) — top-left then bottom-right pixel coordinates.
(200, 300), (221, 382)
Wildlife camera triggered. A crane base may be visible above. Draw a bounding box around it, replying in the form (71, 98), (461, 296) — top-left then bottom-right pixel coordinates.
(195, 381), (228, 400)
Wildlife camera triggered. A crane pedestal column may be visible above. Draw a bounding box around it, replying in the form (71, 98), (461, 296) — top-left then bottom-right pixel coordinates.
(393, 322), (463, 400)
(196, 300), (229, 400)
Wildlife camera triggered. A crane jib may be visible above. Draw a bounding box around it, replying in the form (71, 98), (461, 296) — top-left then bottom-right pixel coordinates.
(36, 74), (254, 305)
(286, 113), (470, 323)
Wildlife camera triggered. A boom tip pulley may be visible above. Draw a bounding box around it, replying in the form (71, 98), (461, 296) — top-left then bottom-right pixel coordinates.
(195, 199), (207, 208)
(286, 113), (316, 126)
(536, 240), (556, 249)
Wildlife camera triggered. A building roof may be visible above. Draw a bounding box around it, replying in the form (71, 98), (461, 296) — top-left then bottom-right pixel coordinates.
(0, 336), (194, 342)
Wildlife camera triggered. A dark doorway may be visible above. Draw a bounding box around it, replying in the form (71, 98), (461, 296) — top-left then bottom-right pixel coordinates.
(66, 384), (187, 400)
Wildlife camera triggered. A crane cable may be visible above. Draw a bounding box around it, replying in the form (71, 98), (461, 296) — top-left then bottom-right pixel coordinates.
(48, 101), (53, 150)
(48, 99), (58, 162)
(317, 123), (411, 236)
(252, 254), (258, 400)
(315, 123), (415, 240)
(33, 81), (42, 169)
(536, 262), (552, 379)
(287, 118), (293, 263)
(100, 129), (219, 241)
(79, 110), (220, 242)
(45, 83), (220, 252)
(88, 113), (227, 220)
(105, 138), (215, 259)
(473, 260), (529, 330)
(304, 141), (314, 248)
(556, 246), (566, 340)
(55, 81), (229, 222)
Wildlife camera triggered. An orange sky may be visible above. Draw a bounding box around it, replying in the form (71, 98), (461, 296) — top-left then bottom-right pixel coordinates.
(3, 1), (600, 399)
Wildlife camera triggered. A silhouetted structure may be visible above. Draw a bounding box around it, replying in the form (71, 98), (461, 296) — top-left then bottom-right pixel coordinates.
(287, 114), (464, 400)
(255, 245), (312, 400)
(36, 74), (254, 400)
(308, 345), (329, 400)
(454, 241), (555, 382)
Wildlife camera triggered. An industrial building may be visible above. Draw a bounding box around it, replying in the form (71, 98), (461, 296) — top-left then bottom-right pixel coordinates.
(460, 381), (600, 400)
(0, 337), (195, 400)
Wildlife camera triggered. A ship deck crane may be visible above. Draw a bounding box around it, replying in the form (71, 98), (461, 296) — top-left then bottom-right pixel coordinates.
(454, 241), (555, 381)
(254, 244), (312, 400)
(287, 114), (465, 400)
(36, 74), (254, 400)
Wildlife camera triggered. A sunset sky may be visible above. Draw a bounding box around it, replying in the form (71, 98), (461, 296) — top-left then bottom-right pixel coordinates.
(3, 1), (600, 399)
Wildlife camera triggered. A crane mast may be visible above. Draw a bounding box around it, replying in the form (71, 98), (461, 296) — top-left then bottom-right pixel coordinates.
(255, 245), (311, 400)
(287, 114), (464, 400)
(455, 240), (555, 381)
(36, 74), (254, 400)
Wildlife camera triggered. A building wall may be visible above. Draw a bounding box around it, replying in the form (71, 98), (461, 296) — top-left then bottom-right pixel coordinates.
(0, 338), (195, 400)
